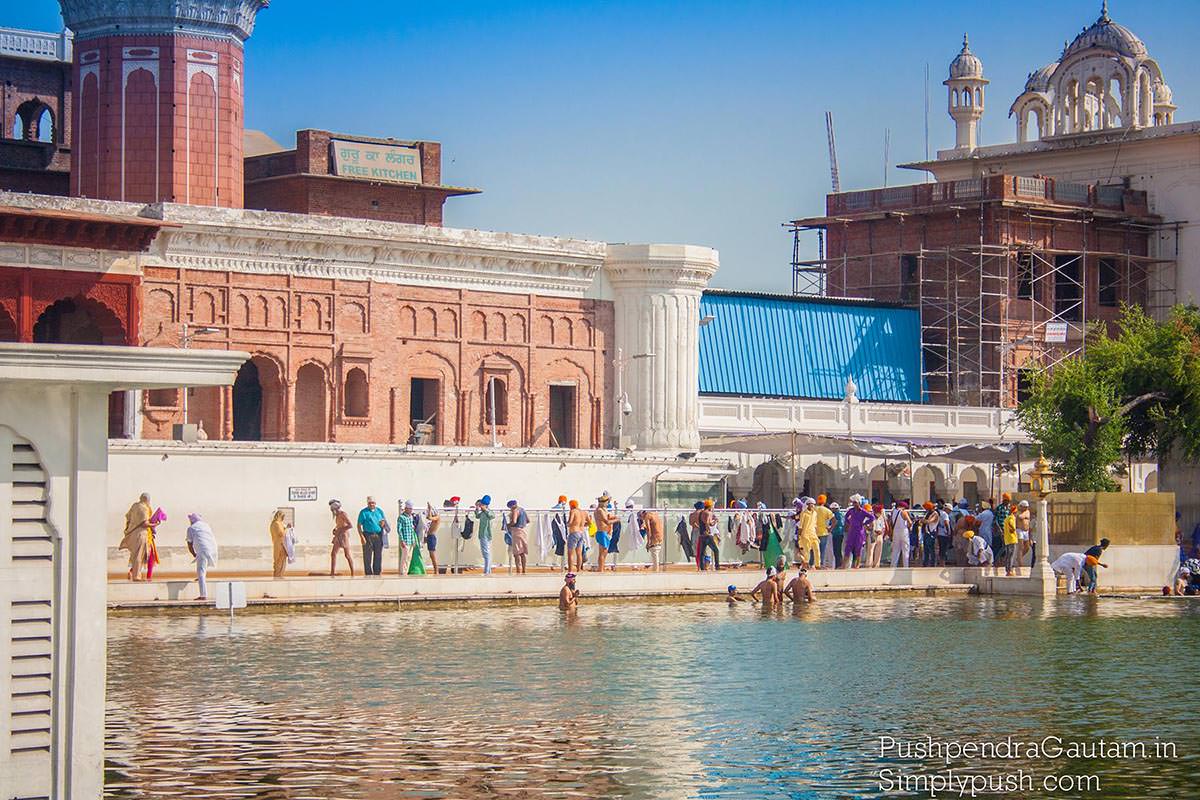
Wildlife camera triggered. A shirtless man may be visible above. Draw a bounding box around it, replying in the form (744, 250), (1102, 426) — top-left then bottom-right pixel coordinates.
(558, 572), (580, 611)
(750, 567), (783, 609)
(424, 503), (441, 575)
(566, 500), (588, 573)
(784, 567), (816, 604)
(328, 499), (356, 577)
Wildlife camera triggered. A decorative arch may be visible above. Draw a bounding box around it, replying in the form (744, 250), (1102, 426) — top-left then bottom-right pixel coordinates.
(555, 317), (574, 347)
(343, 367), (369, 418)
(470, 310), (487, 340)
(489, 311), (507, 342)
(475, 352), (526, 442)
(911, 464), (947, 506)
(957, 466), (987, 506)
(0, 304), (17, 342)
(418, 306), (438, 337)
(539, 314), (555, 343)
(145, 287), (176, 326)
(192, 290), (218, 325)
(300, 298), (323, 331)
(251, 295), (269, 327)
(541, 356), (594, 448)
(33, 296), (126, 346)
(439, 307), (458, 338)
(273, 297), (288, 328)
(802, 461), (836, 501)
(232, 294), (251, 327)
(510, 313), (527, 343)
(1143, 470), (1158, 493)
(14, 98), (54, 142)
(294, 361), (329, 442)
(338, 301), (366, 335)
(232, 354), (285, 441)
(399, 350), (459, 445)
(751, 460), (787, 508)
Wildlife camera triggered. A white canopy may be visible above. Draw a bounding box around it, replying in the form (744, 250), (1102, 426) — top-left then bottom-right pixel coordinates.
(701, 430), (1025, 464)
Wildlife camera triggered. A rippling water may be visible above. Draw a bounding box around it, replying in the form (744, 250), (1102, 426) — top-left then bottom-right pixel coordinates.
(105, 597), (1200, 798)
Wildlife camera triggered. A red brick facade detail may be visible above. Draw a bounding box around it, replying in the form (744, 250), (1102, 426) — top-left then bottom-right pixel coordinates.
(244, 130), (477, 225)
(0, 265), (138, 345)
(70, 36), (245, 207)
(138, 268), (613, 447)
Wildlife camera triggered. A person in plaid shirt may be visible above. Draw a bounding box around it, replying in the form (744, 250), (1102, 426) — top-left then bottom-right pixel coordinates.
(992, 493), (1012, 564)
(396, 501), (419, 574)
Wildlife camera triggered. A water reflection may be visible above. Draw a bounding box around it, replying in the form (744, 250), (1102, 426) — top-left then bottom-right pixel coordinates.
(106, 597), (1200, 798)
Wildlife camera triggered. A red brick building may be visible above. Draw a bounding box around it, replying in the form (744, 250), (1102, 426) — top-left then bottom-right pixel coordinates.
(792, 175), (1160, 407)
(0, 3), (635, 449)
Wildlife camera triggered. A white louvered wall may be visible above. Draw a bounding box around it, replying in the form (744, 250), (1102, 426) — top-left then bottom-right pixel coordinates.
(2, 431), (54, 800)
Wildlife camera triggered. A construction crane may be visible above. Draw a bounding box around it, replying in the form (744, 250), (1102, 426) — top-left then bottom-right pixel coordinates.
(825, 111), (840, 193)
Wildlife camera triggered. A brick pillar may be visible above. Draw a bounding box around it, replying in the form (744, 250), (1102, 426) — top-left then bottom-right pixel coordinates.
(61, 0), (265, 207)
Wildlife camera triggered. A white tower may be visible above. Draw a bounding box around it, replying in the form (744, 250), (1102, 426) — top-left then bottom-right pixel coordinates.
(945, 34), (988, 151)
(604, 244), (719, 452)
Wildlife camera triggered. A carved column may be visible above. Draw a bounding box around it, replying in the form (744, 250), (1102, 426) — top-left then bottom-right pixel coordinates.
(604, 244), (718, 452)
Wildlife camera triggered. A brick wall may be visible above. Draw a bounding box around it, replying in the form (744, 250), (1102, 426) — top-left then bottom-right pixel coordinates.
(138, 270), (614, 448)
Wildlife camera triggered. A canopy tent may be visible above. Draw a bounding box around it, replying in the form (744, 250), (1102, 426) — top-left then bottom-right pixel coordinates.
(701, 430), (1024, 464)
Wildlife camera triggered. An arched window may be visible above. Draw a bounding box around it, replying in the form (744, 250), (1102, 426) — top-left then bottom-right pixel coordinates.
(963, 91), (972, 108)
(485, 376), (508, 427)
(34, 107), (53, 142)
(975, 87), (982, 106)
(344, 367), (369, 417)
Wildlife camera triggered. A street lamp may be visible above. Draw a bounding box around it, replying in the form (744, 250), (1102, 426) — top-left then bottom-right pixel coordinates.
(613, 347), (654, 449)
(180, 323), (221, 426)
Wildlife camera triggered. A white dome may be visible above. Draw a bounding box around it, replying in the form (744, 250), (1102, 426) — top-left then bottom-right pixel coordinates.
(1064, 3), (1147, 59)
(949, 34), (984, 80)
(1153, 81), (1173, 104)
(1023, 62), (1058, 93)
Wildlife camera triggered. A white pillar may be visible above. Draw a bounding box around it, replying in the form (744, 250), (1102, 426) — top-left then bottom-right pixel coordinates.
(604, 244), (718, 452)
(1031, 497), (1056, 596)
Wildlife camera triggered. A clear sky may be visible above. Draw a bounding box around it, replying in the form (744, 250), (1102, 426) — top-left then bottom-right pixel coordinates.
(10, 1), (1198, 292)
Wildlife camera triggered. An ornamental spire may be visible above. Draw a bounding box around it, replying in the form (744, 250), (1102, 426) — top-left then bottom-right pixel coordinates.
(1100, 0), (1110, 23)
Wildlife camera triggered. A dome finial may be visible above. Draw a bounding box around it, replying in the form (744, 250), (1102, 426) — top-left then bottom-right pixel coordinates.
(962, 32), (970, 51)
(1100, 0), (1110, 22)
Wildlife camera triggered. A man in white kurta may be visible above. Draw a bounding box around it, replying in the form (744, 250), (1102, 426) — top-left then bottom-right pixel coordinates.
(186, 513), (219, 600)
(1051, 552), (1086, 593)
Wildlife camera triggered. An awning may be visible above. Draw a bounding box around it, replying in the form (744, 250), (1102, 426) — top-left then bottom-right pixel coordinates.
(700, 430), (1024, 463)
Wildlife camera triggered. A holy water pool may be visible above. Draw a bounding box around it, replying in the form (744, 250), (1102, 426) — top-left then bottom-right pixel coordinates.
(105, 596), (1199, 798)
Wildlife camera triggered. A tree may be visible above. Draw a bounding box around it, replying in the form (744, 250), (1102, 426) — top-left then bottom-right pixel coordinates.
(1016, 305), (1200, 491)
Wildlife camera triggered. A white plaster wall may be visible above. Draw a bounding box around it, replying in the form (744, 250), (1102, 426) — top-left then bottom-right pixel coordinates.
(106, 442), (736, 575)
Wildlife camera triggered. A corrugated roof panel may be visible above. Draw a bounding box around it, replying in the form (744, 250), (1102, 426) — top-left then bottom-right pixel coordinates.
(698, 292), (922, 402)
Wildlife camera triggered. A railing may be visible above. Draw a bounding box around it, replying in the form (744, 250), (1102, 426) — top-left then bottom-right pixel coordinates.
(376, 506), (858, 570)
(824, 175), (1144, 216)
(0, 27), (71, 62)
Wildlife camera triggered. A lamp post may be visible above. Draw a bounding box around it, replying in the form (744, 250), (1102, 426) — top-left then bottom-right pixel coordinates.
(180, 323), (221, 426)
(1029, 451), (1058, 594)
(613, 347), (655, 449)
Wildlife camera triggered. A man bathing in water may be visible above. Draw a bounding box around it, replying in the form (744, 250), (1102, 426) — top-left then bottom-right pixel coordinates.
(750, 567), (784, 608)
(784, 566), (816, 604)
(559, 572), (580, 611)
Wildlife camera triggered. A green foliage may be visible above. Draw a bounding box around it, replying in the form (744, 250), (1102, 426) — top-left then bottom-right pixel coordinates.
(1016, 305), (1200, 491)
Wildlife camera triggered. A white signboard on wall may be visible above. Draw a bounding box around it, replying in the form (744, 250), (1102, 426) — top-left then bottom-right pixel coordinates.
(330, 140), (422, 184)
(1044, 322), (1068, 343)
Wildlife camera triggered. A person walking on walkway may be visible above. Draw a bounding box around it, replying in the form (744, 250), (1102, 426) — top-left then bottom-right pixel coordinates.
(270, 510), (289, 578)
(357, 497), (387, 576)
(474, 496), (497, 574)
(815, 495), (835, 569)
(796, 498), (820, 569)
(397, 501), (421, 575)
(328, 499), (356, 577)
(593, 494), (617, 572)
(120, 492), (153, 581)
(868, 503), (887, 568)
(507, 499), (530, 574)
(889, 502), (912, 568)
(424, 503), (441, 575)
(695, 498), (721, 571)
(640, 507), (665, 571)
(185, 512), (218, 601)
(843, 496), (870, 568)
(565, 499), (587, 573)
(1002, 504), (1020, 576)
(993, 494), (1012, 559)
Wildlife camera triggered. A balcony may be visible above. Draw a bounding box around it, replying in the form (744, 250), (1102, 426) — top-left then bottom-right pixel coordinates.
(823, 175), (1148, 218)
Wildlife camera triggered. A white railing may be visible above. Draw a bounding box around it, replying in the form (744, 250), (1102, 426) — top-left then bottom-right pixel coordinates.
(698, 396), (1018, 441)
(0, 27), (72, 62)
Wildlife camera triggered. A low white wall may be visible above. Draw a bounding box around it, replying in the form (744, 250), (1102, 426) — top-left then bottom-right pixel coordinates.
(106, 442), (739, 575)
(1047, 544), (1179, 591)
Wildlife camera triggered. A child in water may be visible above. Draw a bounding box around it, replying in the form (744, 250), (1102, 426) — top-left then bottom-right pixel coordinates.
(726, 584), (746, 605)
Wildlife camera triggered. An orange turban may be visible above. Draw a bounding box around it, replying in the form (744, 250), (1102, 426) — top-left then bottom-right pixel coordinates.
(817, 494), (827, 505)
(568, 499), (579, 509)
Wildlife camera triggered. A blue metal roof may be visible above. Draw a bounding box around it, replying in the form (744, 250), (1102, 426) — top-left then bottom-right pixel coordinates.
(698, 291), (922, 403)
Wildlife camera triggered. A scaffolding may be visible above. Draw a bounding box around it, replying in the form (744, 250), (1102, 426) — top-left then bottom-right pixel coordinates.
(787, 196), (1178, 407)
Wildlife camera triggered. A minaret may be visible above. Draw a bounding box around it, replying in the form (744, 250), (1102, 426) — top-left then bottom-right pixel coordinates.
(59, 0), (269, 207)
(945, 34), (988, 151)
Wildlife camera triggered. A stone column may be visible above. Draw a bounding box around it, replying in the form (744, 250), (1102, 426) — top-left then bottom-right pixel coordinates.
(1031, 497), (1056, 596)
(604, 244), (719, 452)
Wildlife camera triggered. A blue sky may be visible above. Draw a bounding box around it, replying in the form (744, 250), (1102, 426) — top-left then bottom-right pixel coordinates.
(11, 1), (1198, 291)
